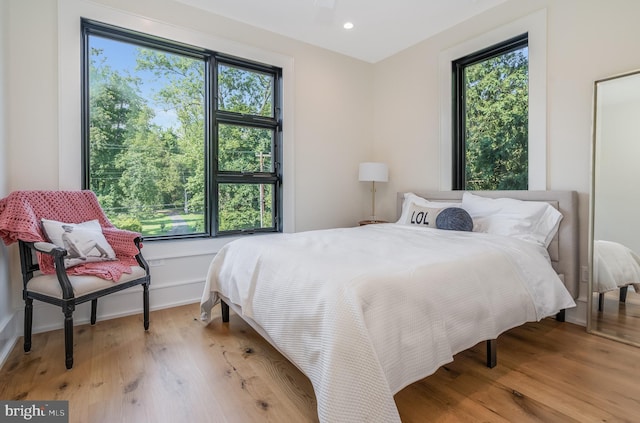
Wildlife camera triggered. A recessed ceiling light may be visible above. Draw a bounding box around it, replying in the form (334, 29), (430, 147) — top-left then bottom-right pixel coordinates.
(343, 22), (354, 30)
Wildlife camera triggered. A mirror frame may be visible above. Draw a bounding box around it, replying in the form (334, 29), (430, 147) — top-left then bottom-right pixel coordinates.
(587, 68), (640, 347)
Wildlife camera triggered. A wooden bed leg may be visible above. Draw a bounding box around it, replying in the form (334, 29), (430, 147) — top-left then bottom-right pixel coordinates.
(486, 339), (497, 368)
(555, 309), (566, 322)
(620, 286), (628, 303)
(221, 300), (229, 323)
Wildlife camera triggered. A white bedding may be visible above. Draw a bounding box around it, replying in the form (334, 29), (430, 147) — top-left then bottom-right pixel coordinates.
(200, 223), (576, 423)
(594, 240), (640, 293)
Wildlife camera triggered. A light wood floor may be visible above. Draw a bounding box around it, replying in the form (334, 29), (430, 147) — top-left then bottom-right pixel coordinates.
(592, 289), (640, 346)
(1, 303), (639, 423)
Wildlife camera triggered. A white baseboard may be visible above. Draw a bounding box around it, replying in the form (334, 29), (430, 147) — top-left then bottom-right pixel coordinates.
(0, 311), (19, 370)
(32, 277), (205, 334)
(565, 297), (587, 327)
(2, 278), (206, 353)
(0, 278), (589, 370)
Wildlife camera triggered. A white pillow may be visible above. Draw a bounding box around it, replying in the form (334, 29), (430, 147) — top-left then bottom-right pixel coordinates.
(397, 192), (461, 225)
(404, 203), (442, 227)
(461, 192), (562, 247)
(41, 218), (116, 268)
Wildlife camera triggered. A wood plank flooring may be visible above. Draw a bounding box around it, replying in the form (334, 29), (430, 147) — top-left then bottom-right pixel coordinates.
(1, 303), (639, 422)
(591, 289), (640, 346)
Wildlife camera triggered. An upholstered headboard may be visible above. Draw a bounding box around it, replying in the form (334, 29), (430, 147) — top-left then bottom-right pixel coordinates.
(396, 190), (579, 298)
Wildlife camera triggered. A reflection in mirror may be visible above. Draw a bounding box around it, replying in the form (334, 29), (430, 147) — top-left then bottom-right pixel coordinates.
(589, 70), (640, 346)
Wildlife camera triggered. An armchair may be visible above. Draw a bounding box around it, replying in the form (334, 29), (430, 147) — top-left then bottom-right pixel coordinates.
(0, 190), (151, 369)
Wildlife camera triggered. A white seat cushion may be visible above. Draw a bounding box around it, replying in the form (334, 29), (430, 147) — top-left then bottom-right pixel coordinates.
(27, 266), (147, 298)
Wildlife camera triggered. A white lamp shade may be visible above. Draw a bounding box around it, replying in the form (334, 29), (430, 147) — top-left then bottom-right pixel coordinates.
(358, 162), (389, 182)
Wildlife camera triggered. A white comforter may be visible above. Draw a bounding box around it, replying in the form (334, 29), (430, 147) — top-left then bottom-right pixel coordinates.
(200, 224), (575, 423)
(594, 240), (640, 293)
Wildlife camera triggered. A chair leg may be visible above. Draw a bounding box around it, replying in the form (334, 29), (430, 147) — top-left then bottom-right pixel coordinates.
(24, 298), (33, 353)
(91, 299), (97, 325)
(63, 308), (74, 369)
(143, 283), (150, 330)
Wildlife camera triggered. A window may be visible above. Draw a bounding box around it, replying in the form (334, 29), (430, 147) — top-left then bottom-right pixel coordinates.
(452, 33), (528, 190)
(81, 19), (282, 239)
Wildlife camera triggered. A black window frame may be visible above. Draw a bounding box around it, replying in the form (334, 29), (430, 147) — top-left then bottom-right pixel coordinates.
(451, 33), (528, 190)
(81, 19), (283, 239)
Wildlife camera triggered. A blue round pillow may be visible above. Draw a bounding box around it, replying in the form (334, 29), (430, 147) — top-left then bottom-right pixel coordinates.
(436, 207), (473, 232)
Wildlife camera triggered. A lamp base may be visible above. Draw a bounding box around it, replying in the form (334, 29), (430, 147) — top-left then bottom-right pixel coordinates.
(359, 219), (388, 226)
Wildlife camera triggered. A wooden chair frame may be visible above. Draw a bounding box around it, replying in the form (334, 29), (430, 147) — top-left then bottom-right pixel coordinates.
(19, 238), (150, 369)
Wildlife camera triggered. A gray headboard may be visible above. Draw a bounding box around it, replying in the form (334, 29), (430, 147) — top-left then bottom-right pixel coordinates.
(397, 190), (579, 298)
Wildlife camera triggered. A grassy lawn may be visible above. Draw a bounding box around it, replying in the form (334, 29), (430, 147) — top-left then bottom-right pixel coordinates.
(140, 211), (204, 236)
(109, 209), (205, 236)
(141, 214), (173, 236)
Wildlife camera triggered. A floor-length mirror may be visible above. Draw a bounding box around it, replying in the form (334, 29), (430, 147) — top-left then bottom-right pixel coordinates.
(589, 69), (640, 346)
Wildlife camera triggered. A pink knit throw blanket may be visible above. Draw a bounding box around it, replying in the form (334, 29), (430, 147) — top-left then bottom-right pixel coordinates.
(0, 190), (142, 281)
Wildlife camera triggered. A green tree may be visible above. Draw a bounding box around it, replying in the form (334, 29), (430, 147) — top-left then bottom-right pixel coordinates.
(89, 47), (149, 214)
(464, 48), (528, 190)
(88, 36), (278, 236)
(218, 64), (273, 116)
(135, 50), (205, 214)
(217, 65), (275, 231)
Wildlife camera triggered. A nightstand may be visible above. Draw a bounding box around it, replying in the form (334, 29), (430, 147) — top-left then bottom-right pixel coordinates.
(358, 220), (388, 226)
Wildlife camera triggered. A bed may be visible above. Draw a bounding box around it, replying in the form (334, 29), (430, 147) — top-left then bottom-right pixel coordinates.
(200, 190), (578, 423)
(593, 239), (640, 311)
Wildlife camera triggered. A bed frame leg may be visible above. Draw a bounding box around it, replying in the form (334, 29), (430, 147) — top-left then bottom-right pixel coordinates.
(486, 339), (497, 368)
(555, 309), (566, 322)
(620, 286), (628, 303)
(221, 300), (229, 323)
(598, 293), (604, 312)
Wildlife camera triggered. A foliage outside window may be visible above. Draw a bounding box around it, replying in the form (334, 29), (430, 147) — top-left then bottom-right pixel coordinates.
(81, 19), (282, 239)
(452, 34), (528, 190)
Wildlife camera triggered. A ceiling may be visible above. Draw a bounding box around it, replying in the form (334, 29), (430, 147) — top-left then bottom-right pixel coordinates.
(174, 0), (509, 63)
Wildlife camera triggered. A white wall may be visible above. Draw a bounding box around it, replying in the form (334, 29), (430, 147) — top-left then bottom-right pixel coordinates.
(372, 0), (640, 324)
(4, 0), (639, 357)
(0, 0), (17, 368)
(2, 0), (374, 346)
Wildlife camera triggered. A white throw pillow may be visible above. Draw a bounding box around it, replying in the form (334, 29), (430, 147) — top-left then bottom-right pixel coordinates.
(41, 218), (116, 268)
(461, 192), (562, 247)
(397, 193), (461, 225)
(404, 203), (442, 227)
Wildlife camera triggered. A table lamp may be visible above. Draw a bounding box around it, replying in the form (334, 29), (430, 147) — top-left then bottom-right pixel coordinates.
(359, 162), (389, 221)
